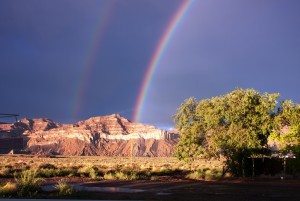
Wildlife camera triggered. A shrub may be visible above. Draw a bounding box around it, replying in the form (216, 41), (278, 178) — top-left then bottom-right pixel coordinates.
(0, 167), (12, 177)
(103, 171), (139, 180)
(186, 168), (222, 180)
(55, 179), (73, 196)
(206, 168), (222, 180)
(115, 171), (138, 180)
(76, 166), (97, 178)
(136, 170), (151, 179)
(103, 172), (116, 180)
(37, 168), (58, 178)
(204, 169), (215, 180)
(89, 168), (98, 179)
(151, 168), (173, 176)
(77, 165), (99, 179)
(15, 169), (42, 197)
(58, 167), (78, 177)
(186, 170), (204, 180)
(38, 163), (57, 169)
(0, 182), (18, 196)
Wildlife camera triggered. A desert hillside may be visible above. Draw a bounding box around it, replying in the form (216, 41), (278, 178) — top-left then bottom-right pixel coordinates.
(0, 114), (179, 156)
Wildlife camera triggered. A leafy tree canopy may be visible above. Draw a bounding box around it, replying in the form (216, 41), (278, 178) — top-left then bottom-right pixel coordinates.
(269, 100), (300, 154)
(173, 88), (281, 174)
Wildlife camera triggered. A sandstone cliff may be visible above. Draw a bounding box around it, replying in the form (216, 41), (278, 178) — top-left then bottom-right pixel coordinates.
(0, 114), (179, 156)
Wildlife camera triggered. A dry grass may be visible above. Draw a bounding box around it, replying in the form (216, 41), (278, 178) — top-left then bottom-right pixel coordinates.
(0, 155), (226, 198)
(0, 155), (224, 180)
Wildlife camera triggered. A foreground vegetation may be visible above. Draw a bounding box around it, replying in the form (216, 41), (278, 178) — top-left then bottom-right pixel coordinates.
(0, 155), (224, 198)
(0, 155), (223, 175)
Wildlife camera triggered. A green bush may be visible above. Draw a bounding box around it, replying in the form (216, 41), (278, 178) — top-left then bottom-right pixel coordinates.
(186, 168), (222, 180)
(103, 172), (116, 180)
(103, 171), (139, 180)
(89, 168), (98, 179)
(37, 168), (58, 178)
(15, 169), (42, 197)
(77, 165), (98, 178)
(115, 171), (138, 180)
(186, 169), (204, 180)
(58, 167), (79, 177)
(204, 168), (222, 180)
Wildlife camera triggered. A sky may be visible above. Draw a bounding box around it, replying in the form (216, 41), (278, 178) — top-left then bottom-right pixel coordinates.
(1, 0), (300, 129)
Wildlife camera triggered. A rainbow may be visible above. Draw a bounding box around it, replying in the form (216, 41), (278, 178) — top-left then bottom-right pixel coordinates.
(71, 2), (116, 120)
(133, 0), (193, 123)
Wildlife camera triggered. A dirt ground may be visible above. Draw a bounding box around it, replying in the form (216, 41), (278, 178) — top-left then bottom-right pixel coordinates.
(74, 177), (300, 201)
(1, 176), (300, 200)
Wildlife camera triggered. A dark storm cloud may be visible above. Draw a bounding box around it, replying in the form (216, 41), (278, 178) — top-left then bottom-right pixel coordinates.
(0, 0), (93, 121)
(2, 0), (300, 128)
(0, 0), (181, 123)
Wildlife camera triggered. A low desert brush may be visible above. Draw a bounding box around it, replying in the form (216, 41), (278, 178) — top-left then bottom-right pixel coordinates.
(15, 169), (42, 196)
(77, 165), (99, 179)
(37, 168), (58, 178)
(0, 167), (11, 177)
(115, 171), (139, 180)
(186, 168), (222, 180)
(89, 168), (98, 179)
(204, 168), (222, 180)
(57, 167), (78, 177)
(38, 163), (57, 169)
(186, 169), (205, 180)
(103, 171), (139, 180)
(103, 172), (116, 180)
(55, 179), (73, 196)
(0, 182), (18, 196)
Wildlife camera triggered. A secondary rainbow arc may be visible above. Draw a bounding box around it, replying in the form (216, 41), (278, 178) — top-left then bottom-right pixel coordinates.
(71, 2), (115, 120)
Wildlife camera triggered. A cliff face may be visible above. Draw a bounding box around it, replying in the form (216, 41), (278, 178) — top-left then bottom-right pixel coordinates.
(0, 114), (179, 156)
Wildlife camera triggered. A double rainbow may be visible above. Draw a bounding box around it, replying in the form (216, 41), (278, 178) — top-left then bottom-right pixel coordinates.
(71, 0), (193, 122)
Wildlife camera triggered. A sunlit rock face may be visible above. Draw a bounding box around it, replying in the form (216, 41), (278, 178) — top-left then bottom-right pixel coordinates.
(1, 114), (179, 156)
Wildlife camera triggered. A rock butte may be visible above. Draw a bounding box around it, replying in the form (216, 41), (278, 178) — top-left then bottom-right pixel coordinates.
(0, 114), (179, 156)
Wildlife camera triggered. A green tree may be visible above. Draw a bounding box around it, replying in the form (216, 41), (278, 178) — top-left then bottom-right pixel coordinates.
(173, 97), (204, 161)
(174, 89), (279, 175)
(269, 100), (300, 155)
